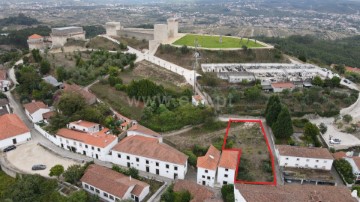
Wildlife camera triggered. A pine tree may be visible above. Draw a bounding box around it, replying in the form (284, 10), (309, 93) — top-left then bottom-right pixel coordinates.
(265, 95), (280, 116)
(272, 106), (293, 139)
(265, 96), (282, 127)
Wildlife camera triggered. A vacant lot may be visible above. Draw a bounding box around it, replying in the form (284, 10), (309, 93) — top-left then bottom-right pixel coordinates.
(173, 34), (264, 49)
(87, 36), (121, 51)
(113, 36), (149, 50)
(47, 51), (92, 71)
(225, 122), (273, 182)
(156, 45), (288, 70)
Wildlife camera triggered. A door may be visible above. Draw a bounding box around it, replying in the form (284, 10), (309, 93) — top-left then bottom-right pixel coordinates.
(95, 154), (98, 159)
(202, 181), (205, 185)
(127, 162), (130, 168)
(12, 138), (17, 144)
(83, 151), (86, 155)
(146, 167), (149, 173)
(174, 173), (178, 180)
(61, 144), (64, 148)
(156, 169), (159, 175)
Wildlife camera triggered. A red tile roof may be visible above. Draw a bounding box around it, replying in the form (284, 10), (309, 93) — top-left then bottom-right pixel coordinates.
(271, 82), (295, 89)
(42, 111), (55, 120)
(352, 157), (360, 170)
(0, 114), (30, 140)
(197, 145), (221, 170)
(235, 184), (356, 202)
(63, 83), (96, 105)
(276, 145), (333, 160)
(0, 69), (6, 80)
(127, 124), (161, 138)
(218, 150), (239, 170)
(174, 180), (219, 202)
(112, 135), (187, 165)
(56, 128), (117, 148)
(23, 101), (48, 114)
(70, 120), (99, 128)
(81, 164), (149, 198)
(333, 151), (347, 160)
(193, 95), (203, 102)
(28, 34), (43, 39)
(346, 66), (360, 73)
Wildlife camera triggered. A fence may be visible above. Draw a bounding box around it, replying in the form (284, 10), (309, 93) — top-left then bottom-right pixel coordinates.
(34, 124), (58, 143)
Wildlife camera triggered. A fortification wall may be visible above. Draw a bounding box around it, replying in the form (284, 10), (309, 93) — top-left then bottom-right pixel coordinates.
(118, 29), (154, 40)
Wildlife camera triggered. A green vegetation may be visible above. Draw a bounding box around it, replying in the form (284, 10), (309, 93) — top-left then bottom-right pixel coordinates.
(352, 186), (360, 197)
(0, 170), (15, 199)
(292, 118), (310, 129)
(49, 164), (65, 179)
(258, 35), (360, 67)
(221, 184), (235, 202)
(303, 123), (321, 147)
(173, 34), (264, 48)
(0, 49), (22, 64)
(334, 159), (355, 184)
(161, 184), (191, 202)
(0, 13), (39, 26)
(87, 37), (127, 51)
(343, 114), (353, 123)
(112, 165), (140, 180)
(63, 162), (94, 185)
(0, 26), (50, 48)
(83, 25), (105, 38)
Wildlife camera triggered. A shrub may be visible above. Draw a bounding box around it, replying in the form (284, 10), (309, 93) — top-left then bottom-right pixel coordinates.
(343, 114), (353, 123)
(292, 118), (309, 128)
(334, 159), (355, 184)
(221, 184), (234, 202)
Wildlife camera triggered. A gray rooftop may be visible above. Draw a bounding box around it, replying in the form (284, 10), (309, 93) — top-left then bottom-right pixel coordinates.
(43, 76), (63, 87)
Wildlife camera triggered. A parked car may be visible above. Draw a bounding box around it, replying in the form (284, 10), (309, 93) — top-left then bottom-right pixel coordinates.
(32, 164), (46, 170)
(330, 138), (341, 144)
(3, 145), (16, 152)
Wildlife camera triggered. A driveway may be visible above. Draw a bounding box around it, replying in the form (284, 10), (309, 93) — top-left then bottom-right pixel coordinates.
(6, 141), (80, 177)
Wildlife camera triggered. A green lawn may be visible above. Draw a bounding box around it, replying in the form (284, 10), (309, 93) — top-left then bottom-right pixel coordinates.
(172, 34), (264, 49)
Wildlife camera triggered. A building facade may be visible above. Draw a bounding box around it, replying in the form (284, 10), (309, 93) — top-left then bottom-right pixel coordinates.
(276, 145), (334, 170)
(111, 135), (188, 180)
(0, 114), (31, 149)
(50, 27), (86, 48)
(197, 145), (221, 187)
(217, 150), (239, 186)
(23, 101), (51, 123)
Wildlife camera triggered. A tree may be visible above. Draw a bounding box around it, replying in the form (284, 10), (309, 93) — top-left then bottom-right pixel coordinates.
(303, 122), (321, 146)
(334, 159), (355, 184)
(331, 76), (341, 87)
(128, 167), (139, 179)
(57, 93), (86, 117)
(272, 106), (293, 139)
(343, 114), (353, 123)
(49, 164), (64, 179)
(180, 45), (189, 54)
(67, 190), (88, 202)
(312, 76), (323, 86)
(298, 55), (307, 62)
(31, 49), (42, 63)
(56, 66), (68, 81)
(221, 184), (235, 202)
(63, 164), (85, 184)
(244, 86), (261, 101)
(334, 64), (346, 74)
(40, 59), (51, 75)
(265, 95), (282, 127)
(319, 123), (327, 134)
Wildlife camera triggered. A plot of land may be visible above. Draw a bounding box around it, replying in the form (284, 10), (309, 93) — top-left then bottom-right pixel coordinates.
(224, 121), (275, 183)
(173, 34), (264, 49)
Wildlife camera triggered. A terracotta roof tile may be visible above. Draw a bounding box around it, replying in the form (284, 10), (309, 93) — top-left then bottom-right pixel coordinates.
(197, 145), (221, 170)
(23, 101), (48, 114)
(42, 111), (55, 120)
(271, 82), (295, 89)
(276, 145), (333, 160)
(193, 95), (203, 102)
(352, 157), (360, 170)
(56, 128), (117, 148)
(218, 150), (239, 170)
(346, 66), (360, 73)
(28, 34), (43, 39)
(174, 180), (218, 202)
(63, 83), (96, 105)
(333, 151), (347, 160)
(128, 124), (161, 138)
(0, 114), (30, 140)
(112, 135), (187, 165)
(235, 184), (357, 202)
(81, 164), (149, 198)
(70, 120), (99, 128)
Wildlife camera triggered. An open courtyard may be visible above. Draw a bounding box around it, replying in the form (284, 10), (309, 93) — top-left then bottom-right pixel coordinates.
(172, 34), (264, 49)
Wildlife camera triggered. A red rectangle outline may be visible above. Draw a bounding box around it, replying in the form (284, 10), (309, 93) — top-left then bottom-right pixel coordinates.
(222, 119), (277, 186)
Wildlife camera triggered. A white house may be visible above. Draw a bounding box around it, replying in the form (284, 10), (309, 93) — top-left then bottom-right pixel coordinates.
(0, 69), (11, 92)
(0, 114), (31, 149)
(126, 123), (162, 142)
(197, 145), (221, 187)
(27, 34), (45, 50)
(111, 135), (188, 180)
(276, 145), (334, 170)
(55, 120), (118, 161)
(217, 150), (239, 186)
(23, 101), (51, 123)
(271, 82), (295, 93)
(192, 95), (205, 106)
(81, 164), (150, 202)
(234, 184), (357, 202)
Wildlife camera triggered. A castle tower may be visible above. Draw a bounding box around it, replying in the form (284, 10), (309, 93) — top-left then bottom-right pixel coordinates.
(167, 18), (178, 38)
(105, 22), (121, 36)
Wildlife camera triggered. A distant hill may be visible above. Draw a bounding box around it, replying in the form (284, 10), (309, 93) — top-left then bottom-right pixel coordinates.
(0, 14), (39, 27)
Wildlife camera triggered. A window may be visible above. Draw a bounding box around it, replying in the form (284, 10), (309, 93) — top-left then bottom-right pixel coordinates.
(207, 176), (210, 180)
(315, 165), (318, 168)
(136, 158), (139, 162)
(109, 195), (114, 200)
(79, 143), (82, 146)
(174, 166), (178, 171)
(223, 181), (228, 185)
(95, 189), (100, 193)
(92, 146), (94, 150)
(146, 160), (149, 164)
(97, 148), (100, 152)
(224, 174), (228, 178)
(285, 157), (289, 160)
(205, 170), (208, 173)
(118, 154), (121, 158)
(84, 184), (89, 189)
(285, 163), (288, 166)
(66, 140), (69, 143)
(295, 164), (299, 167)
(225, 168), (228, 172)
(324, 160), (327, 163)
(306, 159), (309, 162)
(202, 175), (205, 178)
(166, 164), (169, 169)
(296, 158), (300, 161)
(156, 162), (159, 166)
(127, 156), (130, 160)
(85, 145), (88, 148)
(316, 160), (319, 162)
(90, 186), (94, 191)
(103, 193), (108, 197)
(305, 164), (309, 167)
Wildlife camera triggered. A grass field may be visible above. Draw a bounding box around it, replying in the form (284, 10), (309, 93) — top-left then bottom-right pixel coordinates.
(172, 34), (264, 49)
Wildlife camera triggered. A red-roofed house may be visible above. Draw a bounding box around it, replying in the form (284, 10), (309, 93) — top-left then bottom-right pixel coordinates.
(63, 83), (97, 105)
(127, 123), (162, 141)
(23, 101), (51, 123)
(346, 66), (360, 74)
(217, 150), (239, 186)
(192, 95), (205, 106)
(197, 145), (221, 187)
(271, 82), (295, 93)
(27, 34), (45, 50)
(111, 135), (188, 180)
(55, 120), (117, 161)
(81, 164), (150, 202)
(0, 114), (31, 149)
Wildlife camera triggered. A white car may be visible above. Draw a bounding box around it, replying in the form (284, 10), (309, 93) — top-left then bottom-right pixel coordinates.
(330, 139), (341, 144)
